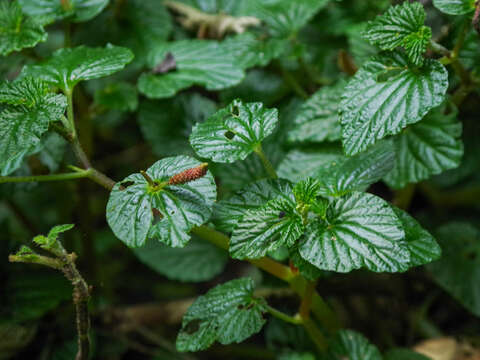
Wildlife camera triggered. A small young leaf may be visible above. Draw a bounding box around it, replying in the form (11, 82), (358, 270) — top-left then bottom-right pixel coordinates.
(106, 156), (216, 248)
(0, 1), (47, 56)
(384, 104), (464, 189)
(133, 237), (227, 282)
(21, 45), (134, 91)
(288, 81), (344, 144)
(393, 208), (441, 267)
(47, 224), (75, 240)
(428, 222), (480, 316)
(433, 0), (476, 15)
(299, 192), (409, 273)
(230, 196), (304, 259)
(213, 179), (293, 233)
(340, 52), (448, 155)
(363, 2), (432, 65)
(190, 99), (278, 163)
(176, 278), (267, 352)
(138, 40), (245, 99)
(19, 0), (109, 23)
(327, 330), (382, 360)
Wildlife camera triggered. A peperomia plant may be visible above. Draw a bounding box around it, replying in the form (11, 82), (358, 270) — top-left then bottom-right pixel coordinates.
(1, 0), (480, 359)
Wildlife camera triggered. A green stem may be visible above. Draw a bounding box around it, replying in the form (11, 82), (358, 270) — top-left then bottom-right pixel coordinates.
(299, 280), (316, 320)
(303, 318), (328, 351)
(265, 305), (303, 325)
(0, 170), (92, 184)
(280, 66), (309, 99)
(254, 144), (278, 179)
(66, 89), (77, 138)
(429, 39), (451, 57)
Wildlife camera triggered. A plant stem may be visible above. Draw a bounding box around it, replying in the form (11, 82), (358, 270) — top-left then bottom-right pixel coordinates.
(280, 66), (309, 99)
(0, 170), (92, 184)
(66, 89), (77, 138)
(429, 39), (451, 57)
(299, 280), (316, 320)
(254, 144), (278, 179)
(303, 318), (328, 351)
(264, 305), (303, 325)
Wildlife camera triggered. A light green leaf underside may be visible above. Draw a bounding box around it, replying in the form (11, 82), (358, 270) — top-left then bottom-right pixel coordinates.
(138, 94), (216, 157)
(19, 0), (109, 23)
(299, 192), (409, 273)
(21, 45), (134, 91)
(0, 78), (67, 175)
(138, 39), (245, 99)
(106, 156), (217, 248)
(133, 237), (227, 282)
(363, 2), (431, 65)
(288, 81), (344, 144)
(393, 207), (441, 267)
(190, 99), (278, 163)
(230, 195), (304, 259)
(213, 178), (293, 233)
(384, 104), (464, 189)
(327, 330), (382, 360)
(315, 140), (395, 197)
(0, 1), (47, 56)
(433, 0), (476, 15)
(428, 222), (480, 316)
(176, 278), (266, 352)
(340, 52), (448, 155)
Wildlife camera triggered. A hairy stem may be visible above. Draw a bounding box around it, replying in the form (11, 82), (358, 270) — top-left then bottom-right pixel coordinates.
(254, 144), (278, 179)
(0, 170), (92, 184)
(265, 305), (303, 325)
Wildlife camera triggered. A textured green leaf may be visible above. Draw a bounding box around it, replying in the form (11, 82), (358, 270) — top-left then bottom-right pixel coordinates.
(393, 208), (441, 267)
(133, 237), (227, 282)
(277, 146), (344, 183)
(384, 348), (431, 360)
(433, 0), (476, 15)
(299, 192), (409, 273)
(429, 222), (480, 316)
(190, 99), (278, 163)
(21, 45), (134, 91)
(340, 52), (448, 155)
(290, 247), (327, 281)
(94, 82), (138, 112)
(213, 179), (293, 233)
(288, 81), (344, 144)
(230, 195), (303, 259)
(0, 78), (67, 175)
(326, 330), (382, 360)
(265, 317), (313, 352)
(315, 141), (395, 197)
(176, 278), (267, 352)
(106, 156), (216, 248)
(384, 104), (464, 189)
(19, 0), (109, 23)
(138, 94), (216, 157)
(138, 40), (245, 99)
(363, 2), (431, 65)
(0, 1), (47, 56)
(173, 0), (251, 15)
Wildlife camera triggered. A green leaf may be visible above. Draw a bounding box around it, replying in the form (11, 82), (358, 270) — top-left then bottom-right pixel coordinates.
(37, 132), (67, 172)
(106, 156), (217, 248)
(384, 104), (464, 189)
(230, 195), (304, 259)
(94, 82), (138, 112)
(278, 353), (316, 360)
(133, 237), (227, 282)
(21, 45), (134, 91)
(138, 94), (216, 157)
(428, 222), (480, 316)
(299, 192), (409, 273)
(0, 1), (47, 56)
(340, 52), (448, 155)
(433, 0), (476, 15)
(290, 247), (328, 281)
(176, 278), (267, 352)
(314, 141), (395, 197)
(213, 179), (293, 233)
(0, 78), (67, 175)
(190, 99), (278, 163)
(393, 208), (441, 267)
(277, 146), (344, 183)
(0, 323), (36, 360)
(221, 33), (288, 69)
(248, 0), (330, 38)
(288, 81), (344, 144)
(47, 223), (75, 240)
(384, 348), (431, 360)
(363, 2), (431, 65)
(326, 330), (382, 360)
(19, 0), (109, 23)
(138, 39), (245, 99)
(266, 316), (313, 352)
